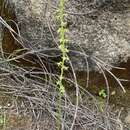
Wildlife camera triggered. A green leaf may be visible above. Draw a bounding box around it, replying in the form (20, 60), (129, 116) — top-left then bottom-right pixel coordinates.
(0, 115), (5, 125)
(59, 84), (65, 94)
(99, 89), (107, 98)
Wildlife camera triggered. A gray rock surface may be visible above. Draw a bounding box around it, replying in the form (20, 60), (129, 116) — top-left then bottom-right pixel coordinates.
(9, 0), (130, 71)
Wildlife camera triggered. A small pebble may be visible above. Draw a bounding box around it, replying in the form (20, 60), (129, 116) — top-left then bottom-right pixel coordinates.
(125, 113), (130, 124)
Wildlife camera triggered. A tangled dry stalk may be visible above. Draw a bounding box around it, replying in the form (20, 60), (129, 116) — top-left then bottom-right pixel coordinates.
(0, 0), (129, 130)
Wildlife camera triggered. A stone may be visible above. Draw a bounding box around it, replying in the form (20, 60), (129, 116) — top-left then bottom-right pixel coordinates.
(125, 111), (130, 124)
(7, 0), (130, 71)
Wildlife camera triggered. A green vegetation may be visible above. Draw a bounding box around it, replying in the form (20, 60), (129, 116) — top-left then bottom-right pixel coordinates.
(56, 0), (69, 94)
(56, 0), (69, 129)
(0, 114), (6, 128)
(99, 89), (107, 99)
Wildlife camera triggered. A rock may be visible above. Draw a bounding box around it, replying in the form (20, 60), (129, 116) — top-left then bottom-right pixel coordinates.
(7, 0), (130, 71)
(125, 111), (130, 124)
